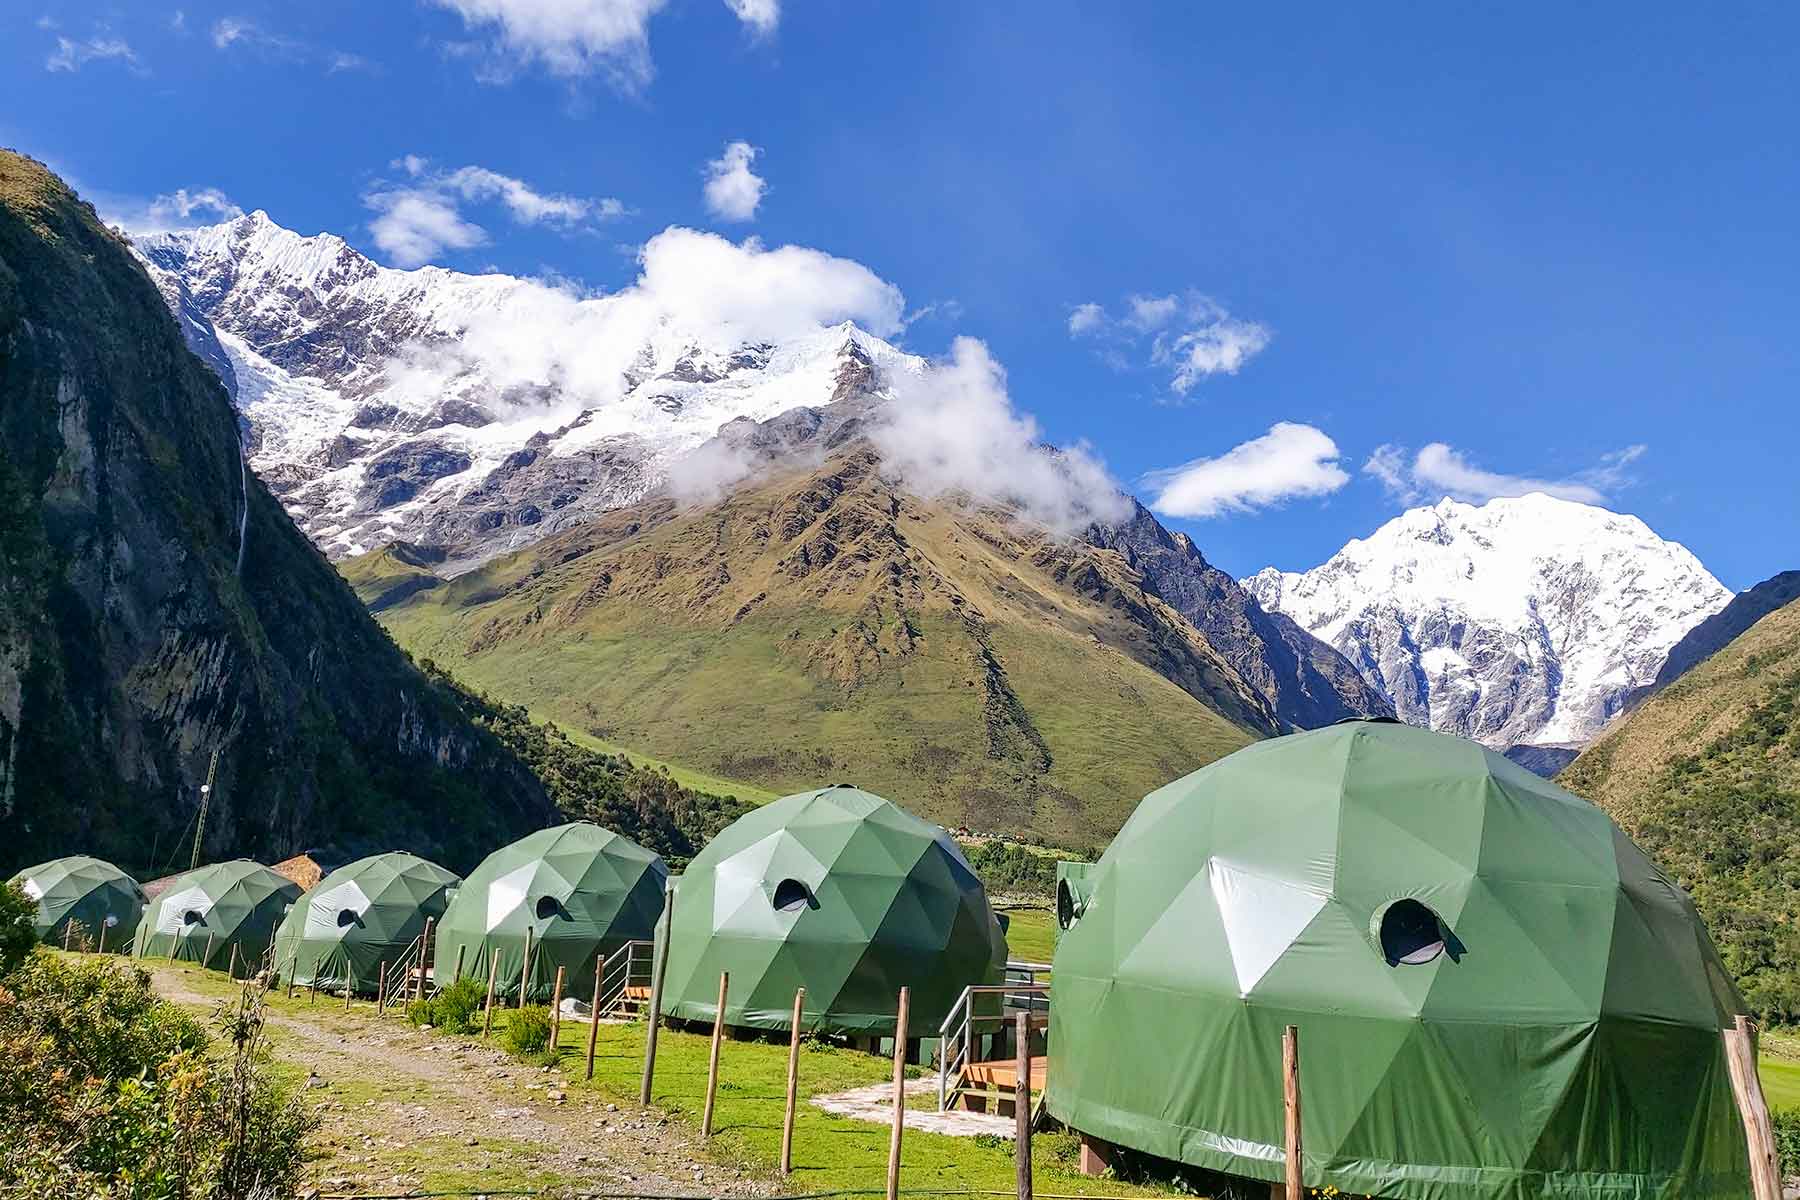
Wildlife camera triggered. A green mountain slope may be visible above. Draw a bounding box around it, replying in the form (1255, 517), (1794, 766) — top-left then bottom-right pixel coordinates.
(366, 446), (1269, 847)
(1561, 596), (1800, 1020)
(0, 152), (557, 873)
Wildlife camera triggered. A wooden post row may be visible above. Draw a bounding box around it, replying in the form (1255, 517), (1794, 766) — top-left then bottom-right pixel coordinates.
(639, 882), (674, 1106)
(781, 986), (806, 1176)
(416, 917), (434, 1003)
(887, 986), (910, 1200)
(585, 957), (604, 1081)
(1283, 1025), (1303, 1200)
(1724, 1015), (1782, 1200)
(549, 965), (567, 1048)
(702, 971), (730, 1137)
(483, 952), (500, 1038)
(1016, 1010), (1033, 1200)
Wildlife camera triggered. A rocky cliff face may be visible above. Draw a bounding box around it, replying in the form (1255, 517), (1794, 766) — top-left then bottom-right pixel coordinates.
(1244, 494), (1732, 750)
(0, 153), (556, 872)
(1085, 502), (1394, 729)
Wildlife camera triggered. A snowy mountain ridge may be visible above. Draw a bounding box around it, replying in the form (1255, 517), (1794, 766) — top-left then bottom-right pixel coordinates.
(133, 211), (923, 566)
(1242, 493), (1732, 749)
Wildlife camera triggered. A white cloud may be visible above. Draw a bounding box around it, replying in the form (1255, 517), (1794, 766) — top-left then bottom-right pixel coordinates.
(211, 16), (364, 70)
(1067, 302), (1105, 336)
(722, 0), (779, 35)
(367, 191), (488, 268)
(1364, 442), (1648, 506)
(702, 141), (767, 223)
(427, 0), (666, 90)
(870, 338), (1132, 534)
(1070, 290), (1270, 395)
(103, 187), (243, 235)
(1143, 423), (1349, 519)
(364, 159), (627, 266)
(210, 17), (259, 49)
(381, 225), (907, 423)
(46, 35), (139, 72)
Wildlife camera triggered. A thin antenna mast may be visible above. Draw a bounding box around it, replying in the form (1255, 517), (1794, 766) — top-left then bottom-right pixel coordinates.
(190, 749), (221, 871)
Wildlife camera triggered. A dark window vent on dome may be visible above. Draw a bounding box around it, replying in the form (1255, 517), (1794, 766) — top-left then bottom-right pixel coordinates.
(1380, 898), (1462, 966)
(336, 908), (360, 928)
(535, 895), (566, 921)
(182, 910), (204, 927)
(772, 878), (814, 913)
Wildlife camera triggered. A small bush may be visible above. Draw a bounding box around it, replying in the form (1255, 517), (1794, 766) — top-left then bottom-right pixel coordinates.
(0, 882), (35, 975)
(1774, 1107), (1800, 1177)
(408, 975), (485, 1034)
(0, 954), (315, 1197)
(501, 1004), (553, 1057)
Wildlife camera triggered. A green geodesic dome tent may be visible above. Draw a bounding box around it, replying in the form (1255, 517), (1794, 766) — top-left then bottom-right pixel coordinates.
(436, 822), (667, 1002)
(271, 852), (460, 993)
(660, 785), (1008, 1036)
(1047, 720), (1750, 1200)
(132, 860), (301, 972)
(9, 855), (145, 950)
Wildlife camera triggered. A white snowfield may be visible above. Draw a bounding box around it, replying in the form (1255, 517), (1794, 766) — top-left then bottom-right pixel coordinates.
(1243, 493), (1731, 750)
(133, 211), (922, 563)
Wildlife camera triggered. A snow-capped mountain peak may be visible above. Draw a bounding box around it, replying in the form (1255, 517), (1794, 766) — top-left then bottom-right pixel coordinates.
(133, 213), (923, 567)
(1242, 492), (1731, 749)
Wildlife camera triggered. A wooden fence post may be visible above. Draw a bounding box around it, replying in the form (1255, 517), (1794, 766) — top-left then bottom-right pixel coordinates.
(309, 955), (319, 1003)
(1283, 1025), (1303, 1200)
(585, 957), (604, 1081)
(483, 952), (500, 1038)
(345, 963), (355, 1011)
(287, 956), (298, 999)
(1016, 1010), (1033, 1200)
(204, 931), (216, 969)
(96, 920), (108, 955)
(63, 920), (73, 951)
(1723, 1015), (1782, 1200)
(886, 986), (910, 1200)
(416, 917), (434, 1002)
(781, 986), (806, 1176)
(639, 882), (674, 1106)
(377, 961), (388, 1015)
(549, 965), (567, 1049)
(702, 971), (730, 1136)
(519, 925), (534, 1007)
(227, 942), (239, 981)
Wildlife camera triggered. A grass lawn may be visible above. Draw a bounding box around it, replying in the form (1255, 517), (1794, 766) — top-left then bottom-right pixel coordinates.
(1761, 1030), (1800, 1112)
(1002, 907), (1058, 966)
(549, 1014), (1157, 1196)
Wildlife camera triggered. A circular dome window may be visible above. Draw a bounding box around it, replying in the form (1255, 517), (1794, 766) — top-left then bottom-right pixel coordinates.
(182, 910), (204, 927)
(772, 878), (813, 913)
(336, 908), (359, 928)
(1379, 898), (1451, 966)
(535, 895), (565, 921)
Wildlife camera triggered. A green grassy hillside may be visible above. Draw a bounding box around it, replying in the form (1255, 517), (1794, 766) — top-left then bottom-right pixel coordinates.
(364, 449), (1265, 847)
(1562, 597), (1800, 1021)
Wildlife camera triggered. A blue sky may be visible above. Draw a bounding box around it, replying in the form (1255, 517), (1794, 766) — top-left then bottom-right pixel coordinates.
(6, 2), (1796, 587)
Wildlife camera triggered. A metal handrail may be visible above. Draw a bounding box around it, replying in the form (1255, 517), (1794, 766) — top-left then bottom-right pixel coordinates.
(381, 932), (426, 1009)
(594, 940), (654, 1017)
(936, 973), (1051, 1111)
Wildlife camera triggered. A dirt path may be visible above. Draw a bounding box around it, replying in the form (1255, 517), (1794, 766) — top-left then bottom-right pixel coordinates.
(149, 965), (774, 1199)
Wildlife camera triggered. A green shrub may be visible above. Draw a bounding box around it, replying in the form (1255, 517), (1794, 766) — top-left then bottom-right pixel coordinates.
(0, 954), (315, 1197)
(0, 881), (35, 975)
(500, 1004), (553, 1057)
(1775, 1107), (1800, 1177)
(408, 975), (486, 1034)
